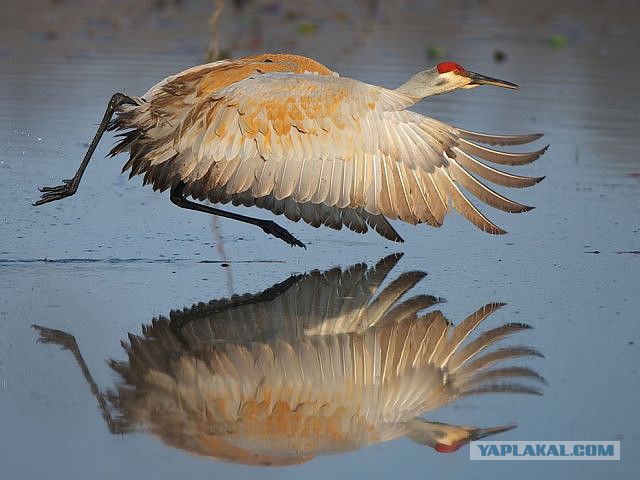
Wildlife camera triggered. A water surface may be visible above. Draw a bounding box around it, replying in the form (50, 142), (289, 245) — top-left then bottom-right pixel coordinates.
(1, 0), (638, 478)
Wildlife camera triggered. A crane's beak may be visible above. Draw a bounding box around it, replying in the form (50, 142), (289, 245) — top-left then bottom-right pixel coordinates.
(466, 71), (518, 89)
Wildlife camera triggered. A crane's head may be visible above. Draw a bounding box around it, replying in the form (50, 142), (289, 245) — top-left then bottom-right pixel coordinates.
(396, 61), (518, 100)
(436, 61), (518, 91)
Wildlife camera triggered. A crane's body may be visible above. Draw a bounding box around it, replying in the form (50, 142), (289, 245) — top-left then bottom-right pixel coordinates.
(35, 54), (546, 247)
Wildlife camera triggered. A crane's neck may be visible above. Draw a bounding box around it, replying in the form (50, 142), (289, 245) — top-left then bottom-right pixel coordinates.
(395, 68), (470, 101)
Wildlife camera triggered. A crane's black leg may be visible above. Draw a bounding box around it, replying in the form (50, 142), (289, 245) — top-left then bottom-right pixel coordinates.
(170, 182), (306, 248)
(34, 93), (137, 206)
(32, 325), (126, 434)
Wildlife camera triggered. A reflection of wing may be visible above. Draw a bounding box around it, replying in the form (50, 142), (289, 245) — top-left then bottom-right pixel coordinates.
(111, 257), (543, 465)
(157, 252), (441, 346)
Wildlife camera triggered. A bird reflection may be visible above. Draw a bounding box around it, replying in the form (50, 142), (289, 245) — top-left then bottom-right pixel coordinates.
(33, 253), (544, 466)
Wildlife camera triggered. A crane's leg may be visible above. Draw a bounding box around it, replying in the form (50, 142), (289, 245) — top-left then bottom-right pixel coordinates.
(32, 325), (126, 434)
(170, 182), (306, 248)
(34, 93), (137, 206)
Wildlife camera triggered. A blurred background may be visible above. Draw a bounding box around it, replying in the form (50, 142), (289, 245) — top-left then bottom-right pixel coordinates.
(1, 0), (639, 479)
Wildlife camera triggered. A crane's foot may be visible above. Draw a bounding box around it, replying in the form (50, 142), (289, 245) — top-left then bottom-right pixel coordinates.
(34, 179), (78, 206)
(32, 324), (78, 351)
(259, 220), (306, 248)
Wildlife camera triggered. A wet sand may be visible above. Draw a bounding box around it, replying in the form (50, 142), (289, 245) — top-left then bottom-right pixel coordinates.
(1, 0), (638, 478)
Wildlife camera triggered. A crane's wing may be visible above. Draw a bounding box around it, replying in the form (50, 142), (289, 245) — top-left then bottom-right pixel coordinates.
(121, 72), (546, 235)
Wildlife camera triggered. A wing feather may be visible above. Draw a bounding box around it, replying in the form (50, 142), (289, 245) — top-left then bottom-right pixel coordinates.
(407, 166), (437, 224)
(125, 71), (545, 238)
(423, 172), (447, 225)
(448, 159), (533, 213)
(458, 139), (548, 166)
(205, 188), (402, 241)
(457, 128), (543, 146)
(453, 147), (544, 188)
(433, 169), (506, 235)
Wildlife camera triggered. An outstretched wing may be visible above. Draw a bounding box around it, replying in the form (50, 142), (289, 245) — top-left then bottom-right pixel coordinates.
(125, 72), (546, 235)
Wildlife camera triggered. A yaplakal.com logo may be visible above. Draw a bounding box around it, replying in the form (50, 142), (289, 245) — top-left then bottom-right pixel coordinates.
(470, 441), (620, 460)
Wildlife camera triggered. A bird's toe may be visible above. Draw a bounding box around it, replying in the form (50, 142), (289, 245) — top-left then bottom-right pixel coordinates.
(260, 220), (306, 249)
(34, 181), (77, 205)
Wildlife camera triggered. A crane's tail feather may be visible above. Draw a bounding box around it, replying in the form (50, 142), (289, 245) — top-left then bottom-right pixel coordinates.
(109, 129), (142, 157)
(107, 96), (146, 155)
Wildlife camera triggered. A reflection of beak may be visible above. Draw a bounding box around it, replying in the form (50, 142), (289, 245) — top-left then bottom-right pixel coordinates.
(466, 71), (518, 89)
(468, 423), (517, 442)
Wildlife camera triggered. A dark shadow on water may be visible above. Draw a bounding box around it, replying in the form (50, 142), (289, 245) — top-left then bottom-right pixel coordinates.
(0, 258), (285, 265)
(33, 253), (544, 466)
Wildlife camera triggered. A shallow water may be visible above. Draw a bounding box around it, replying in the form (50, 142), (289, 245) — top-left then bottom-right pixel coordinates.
(1, 0), (639, 478)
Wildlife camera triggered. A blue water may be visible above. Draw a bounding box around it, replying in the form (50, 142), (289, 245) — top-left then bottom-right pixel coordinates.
(1, 0), (638, 478)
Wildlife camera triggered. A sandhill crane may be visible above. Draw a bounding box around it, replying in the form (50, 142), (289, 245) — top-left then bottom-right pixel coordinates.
(34, 53), (546, 248)
(33, 254), (544, 465)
